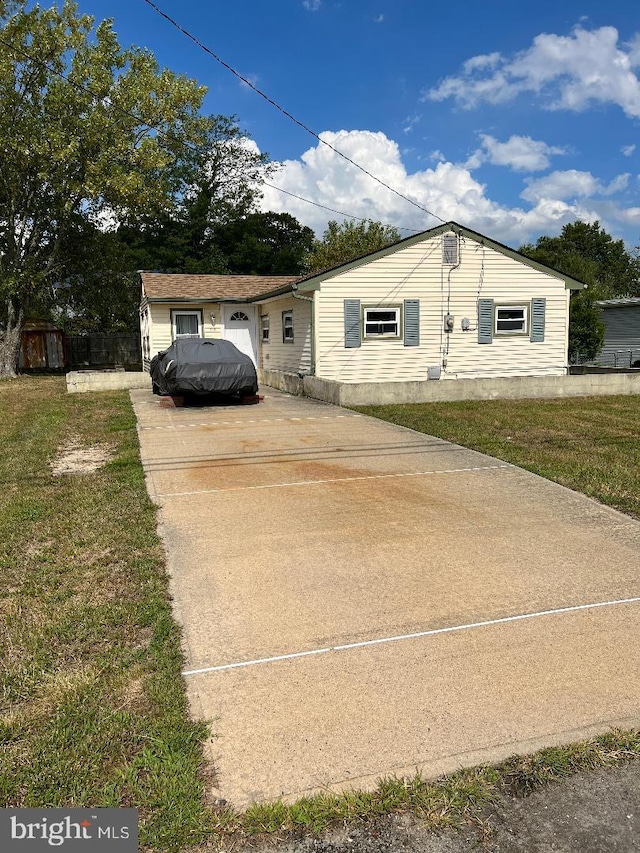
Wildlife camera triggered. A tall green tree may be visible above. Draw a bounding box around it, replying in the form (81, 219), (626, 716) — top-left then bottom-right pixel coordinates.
(213, 212), (314, 275)
(520, 220), (639, 363)
(307, 219), (401, 272)
(0, 0), (208, 376)
(50, 221), (141, 333)
(520, 221), (640, 300)
(567, 293), (605, 363)
(115, 115), (272, 276)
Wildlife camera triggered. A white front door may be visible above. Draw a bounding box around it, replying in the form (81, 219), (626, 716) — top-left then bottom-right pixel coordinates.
(223, 305), (258, 365)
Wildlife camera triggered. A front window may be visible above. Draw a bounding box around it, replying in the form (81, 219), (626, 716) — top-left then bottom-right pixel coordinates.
(495, 305), (528, 335)
(364, 307), (400, 338)
(282, 310), (294, 343)
(172, 310), (202, 339)
(261, 315), (270, 343)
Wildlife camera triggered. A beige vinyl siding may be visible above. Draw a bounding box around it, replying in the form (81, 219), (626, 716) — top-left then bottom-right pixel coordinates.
(146, 302), (223, 366)
(258, 295), (312, 374)
(315, 233), (570, 382)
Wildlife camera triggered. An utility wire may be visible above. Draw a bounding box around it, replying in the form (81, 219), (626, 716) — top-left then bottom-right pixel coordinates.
(262, 182), (421, 234)
(140, 0), (448, 225)
(0, 33), (424, 236)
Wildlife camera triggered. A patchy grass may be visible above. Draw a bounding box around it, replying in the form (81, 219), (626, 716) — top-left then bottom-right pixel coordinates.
(0, 376), (214, 851)
(2, 378), (639, 850)
(356, 396), (640, 519)
(231, 729), (640, 839)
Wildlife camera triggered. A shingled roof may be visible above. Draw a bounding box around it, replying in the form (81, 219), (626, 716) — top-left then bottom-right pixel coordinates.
(140, 272), (300, 301)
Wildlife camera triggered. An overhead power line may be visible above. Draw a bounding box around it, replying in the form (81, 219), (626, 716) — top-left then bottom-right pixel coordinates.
(262, 182), (421, 234)
(140, 0), (448, 225)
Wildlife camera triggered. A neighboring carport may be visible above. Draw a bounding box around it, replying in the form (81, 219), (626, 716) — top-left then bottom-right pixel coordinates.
(131, 388), (640, 808)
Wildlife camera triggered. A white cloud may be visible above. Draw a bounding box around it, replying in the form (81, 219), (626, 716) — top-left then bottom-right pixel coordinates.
(258, 129), (638, 245)
(604, 173), (631, 194)
(622, 144), (636, 156)
(426, 26), (640, 118)
(402, 113), (422, 134)
(521, 170), (630, 203)
(302, 0), (321, 10)
(629, 33), (640, 67)
(374, 14), (384, 24)
(466, 134), (566, 172)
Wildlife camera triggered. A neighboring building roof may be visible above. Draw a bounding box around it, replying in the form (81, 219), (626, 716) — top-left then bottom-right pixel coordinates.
(140, 272), (300, 302)
(296, 221), (587, 292)
(595, 298), (640, 308)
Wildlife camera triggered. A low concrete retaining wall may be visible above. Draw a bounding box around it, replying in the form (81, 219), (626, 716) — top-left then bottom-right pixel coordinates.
(66, 370), (152, 394)
(257, 369), (304, 396)
(293, 372), (640, 406)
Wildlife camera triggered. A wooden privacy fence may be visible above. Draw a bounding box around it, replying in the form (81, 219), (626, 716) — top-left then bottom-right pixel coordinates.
(65, 334), (142, 370)
(19, 330), (141, 370)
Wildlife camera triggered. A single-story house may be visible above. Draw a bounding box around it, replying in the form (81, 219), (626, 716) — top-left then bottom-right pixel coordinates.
(594, 298), (640, 368)
(139, 221), (585, 391)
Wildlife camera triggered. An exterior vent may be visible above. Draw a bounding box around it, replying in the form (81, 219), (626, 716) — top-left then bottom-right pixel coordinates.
(442, 234), (458, 265)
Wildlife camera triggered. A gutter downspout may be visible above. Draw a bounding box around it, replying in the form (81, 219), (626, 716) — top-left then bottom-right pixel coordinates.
(291, 283), (315, 376)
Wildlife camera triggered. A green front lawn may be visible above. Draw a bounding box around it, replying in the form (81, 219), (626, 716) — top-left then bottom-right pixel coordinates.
(356, 395), (640, 519)
(0, 376), (216, 851)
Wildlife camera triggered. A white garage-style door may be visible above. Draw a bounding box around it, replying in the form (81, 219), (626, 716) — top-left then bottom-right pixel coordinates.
(223, 305), (258, 366)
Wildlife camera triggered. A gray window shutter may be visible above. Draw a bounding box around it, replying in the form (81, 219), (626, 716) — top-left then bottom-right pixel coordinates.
(404, 299), (420, 346)
(530, 297), (546, 342)
(478, 298), (494, 344)
(344, 299), (361, 348)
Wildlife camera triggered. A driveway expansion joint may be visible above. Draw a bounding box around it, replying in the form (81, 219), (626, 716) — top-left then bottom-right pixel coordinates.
(182, 595), (640, 677)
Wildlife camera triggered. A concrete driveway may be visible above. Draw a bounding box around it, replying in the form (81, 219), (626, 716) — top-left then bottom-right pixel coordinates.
(131, 387), (640, 808)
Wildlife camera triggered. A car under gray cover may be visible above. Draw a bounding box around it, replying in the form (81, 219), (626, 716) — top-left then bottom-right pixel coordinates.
(150, 338), (258, 397)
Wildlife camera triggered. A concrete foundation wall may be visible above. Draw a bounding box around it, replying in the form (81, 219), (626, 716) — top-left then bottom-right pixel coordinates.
(67, 370), (152, 394)
(257, 368), (304, 396)
(295, 372), (640, 406)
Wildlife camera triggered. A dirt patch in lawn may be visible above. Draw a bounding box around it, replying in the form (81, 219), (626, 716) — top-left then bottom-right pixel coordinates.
(50, 439), (112, 476)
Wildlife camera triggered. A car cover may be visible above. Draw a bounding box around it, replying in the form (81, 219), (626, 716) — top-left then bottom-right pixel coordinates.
(150, 338), (258, 396)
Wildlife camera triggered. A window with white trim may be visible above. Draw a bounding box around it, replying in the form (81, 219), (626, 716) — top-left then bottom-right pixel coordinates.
(230, 311), (250, 322)
(172, 310), (202, 340)
(261, 314), (270, 342)
(364, 306), (401, 338)
(495, 305), (528, 335)
(282, 310), (294, 343)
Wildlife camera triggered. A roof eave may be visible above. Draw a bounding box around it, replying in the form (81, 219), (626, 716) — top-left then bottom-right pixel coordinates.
(145, 296), (256, 303)
(249, 283), (298, 301)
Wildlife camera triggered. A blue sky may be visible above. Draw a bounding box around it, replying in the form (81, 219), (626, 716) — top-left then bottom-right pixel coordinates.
(73, 0), (640, 247)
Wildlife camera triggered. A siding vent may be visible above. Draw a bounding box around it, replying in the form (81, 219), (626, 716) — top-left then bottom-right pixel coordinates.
(478, 298), (494, 344)
(530, 298), (546, 342)
(442, 234), (458, 265)
(403, 299), (420, 346)
(344, 299), (362, 348)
